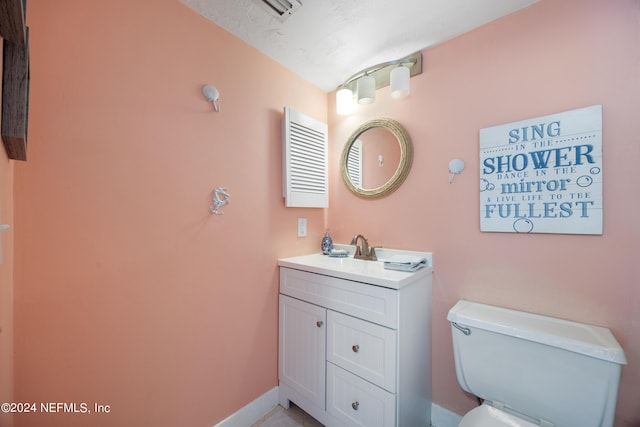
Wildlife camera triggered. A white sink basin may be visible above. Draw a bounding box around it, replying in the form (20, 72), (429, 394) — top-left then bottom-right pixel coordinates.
(278, 245), (433, 289)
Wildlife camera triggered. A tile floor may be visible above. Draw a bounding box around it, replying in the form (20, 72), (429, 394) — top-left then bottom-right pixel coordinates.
(250, 403), (324, 427)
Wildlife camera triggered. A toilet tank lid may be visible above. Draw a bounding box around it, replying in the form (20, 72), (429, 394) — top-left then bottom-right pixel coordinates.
(448, 300), (627, 364)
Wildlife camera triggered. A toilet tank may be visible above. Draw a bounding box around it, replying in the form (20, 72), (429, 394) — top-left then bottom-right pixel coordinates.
(448, 300), (627, 427)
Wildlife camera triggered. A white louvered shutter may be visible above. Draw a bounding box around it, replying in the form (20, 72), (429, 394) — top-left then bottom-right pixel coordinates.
(346, 139), (362, 188)
(283, 107), (328, 208)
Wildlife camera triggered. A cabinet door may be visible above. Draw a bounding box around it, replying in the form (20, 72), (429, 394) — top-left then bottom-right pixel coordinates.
(279, 294), (327, 408)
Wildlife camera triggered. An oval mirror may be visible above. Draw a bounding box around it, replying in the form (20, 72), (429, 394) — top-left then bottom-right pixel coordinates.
(340, 118), (413, 199)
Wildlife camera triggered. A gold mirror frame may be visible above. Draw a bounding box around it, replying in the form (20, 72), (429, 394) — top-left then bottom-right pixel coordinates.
(340, 118), (413, 199)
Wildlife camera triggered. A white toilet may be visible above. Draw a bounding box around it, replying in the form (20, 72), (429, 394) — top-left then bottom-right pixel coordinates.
(447, 300), (627, 427)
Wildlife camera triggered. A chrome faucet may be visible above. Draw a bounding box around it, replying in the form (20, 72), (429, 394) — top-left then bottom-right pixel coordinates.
(350, 234), (378, 261)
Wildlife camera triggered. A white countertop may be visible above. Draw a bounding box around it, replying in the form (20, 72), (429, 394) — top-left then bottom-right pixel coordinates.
(278, 246), (433, 290)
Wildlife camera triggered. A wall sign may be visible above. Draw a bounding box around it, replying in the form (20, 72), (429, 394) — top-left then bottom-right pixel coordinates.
(480, 105), (602, 235)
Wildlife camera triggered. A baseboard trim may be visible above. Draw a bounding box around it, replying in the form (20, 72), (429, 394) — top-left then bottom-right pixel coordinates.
(213, 386), (279, 427)
(214, 387), (462, 427)
(431, 402), (462, 427)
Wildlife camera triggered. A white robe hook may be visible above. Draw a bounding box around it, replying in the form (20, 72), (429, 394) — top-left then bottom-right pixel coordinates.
(448, 159), (465, 183)
(202, 85), (220, 112)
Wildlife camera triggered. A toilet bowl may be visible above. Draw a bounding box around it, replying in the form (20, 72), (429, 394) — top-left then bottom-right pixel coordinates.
(448, 300), (627, 427)
(459, 404), (538, 427)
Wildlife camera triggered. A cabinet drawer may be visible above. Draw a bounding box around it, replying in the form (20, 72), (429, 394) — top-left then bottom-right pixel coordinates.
(327, 363), (396, 427)
(280, 267), (398, 328)
(327, 311), (397, 392)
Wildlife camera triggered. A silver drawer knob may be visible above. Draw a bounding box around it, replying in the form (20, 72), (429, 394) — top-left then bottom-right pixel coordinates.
(352, 344), (359, 353)
(316, 321), (323, 328)
(352, 401), (359, 411)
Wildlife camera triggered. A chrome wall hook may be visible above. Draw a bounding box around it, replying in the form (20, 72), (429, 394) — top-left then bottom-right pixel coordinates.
(210, 187), (230, 215)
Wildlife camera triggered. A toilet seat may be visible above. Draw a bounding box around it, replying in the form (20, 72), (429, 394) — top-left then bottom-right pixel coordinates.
(459, 404), (539, 427)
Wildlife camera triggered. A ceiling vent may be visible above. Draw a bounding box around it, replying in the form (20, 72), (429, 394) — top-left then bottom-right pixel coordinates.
(257, 0), (302, 21)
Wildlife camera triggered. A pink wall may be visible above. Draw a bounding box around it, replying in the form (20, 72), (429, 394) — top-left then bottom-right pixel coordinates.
(328, 0), (640, 425)
(0, 154), (15, 427)
(13, 0), (325, 425)
(10, 0), (640, 426)
(0, 37), (16, 425)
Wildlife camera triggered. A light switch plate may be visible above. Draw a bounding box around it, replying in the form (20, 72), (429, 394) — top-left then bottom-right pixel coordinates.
(297, 217), (307, 237)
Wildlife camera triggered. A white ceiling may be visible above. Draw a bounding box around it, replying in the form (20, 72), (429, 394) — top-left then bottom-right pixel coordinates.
(180, 0), (538, 92)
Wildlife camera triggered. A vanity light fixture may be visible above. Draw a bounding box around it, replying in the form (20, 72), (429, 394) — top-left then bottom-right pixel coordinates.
(336, 87), (353, 116)
(356, 75), (376, 104)
(335, 52), (422, 115)
(202, 84), (220, 112)
(336, 87), (353, 115)
(390, 65), (410, 98)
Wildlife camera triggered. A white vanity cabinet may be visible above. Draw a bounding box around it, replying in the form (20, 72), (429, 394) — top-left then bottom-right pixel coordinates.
(278, 252), (433, 427)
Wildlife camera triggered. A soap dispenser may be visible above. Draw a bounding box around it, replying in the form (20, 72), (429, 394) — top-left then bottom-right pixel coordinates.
(321, 229), (333, 255)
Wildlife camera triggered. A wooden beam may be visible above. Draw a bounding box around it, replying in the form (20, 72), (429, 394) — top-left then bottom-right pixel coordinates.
(0, 0), (26, 45)
(2, 27), (29, 161)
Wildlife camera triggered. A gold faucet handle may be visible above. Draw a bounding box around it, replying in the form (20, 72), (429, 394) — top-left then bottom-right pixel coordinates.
(368, 246), (379, 261)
